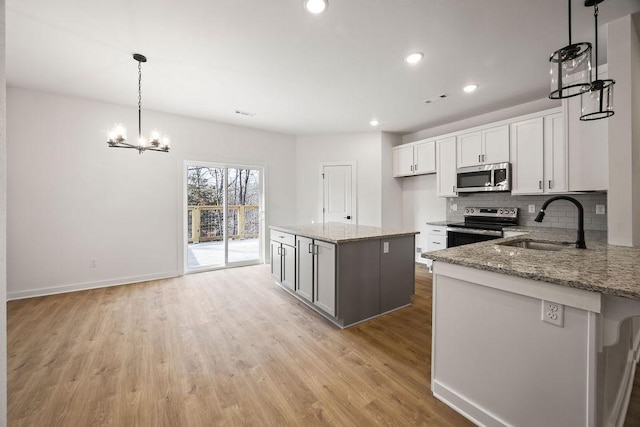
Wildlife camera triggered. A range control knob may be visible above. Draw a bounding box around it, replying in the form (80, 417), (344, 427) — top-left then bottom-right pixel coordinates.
(499, 209), (503, 214)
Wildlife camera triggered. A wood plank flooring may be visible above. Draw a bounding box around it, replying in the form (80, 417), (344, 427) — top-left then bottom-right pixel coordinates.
(8, 265), (472, 426)
(8, 264), (640, 426)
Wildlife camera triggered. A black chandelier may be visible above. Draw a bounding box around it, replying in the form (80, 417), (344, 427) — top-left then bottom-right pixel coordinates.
(107, 53), (170, 154)
(580, 0), (615, 121)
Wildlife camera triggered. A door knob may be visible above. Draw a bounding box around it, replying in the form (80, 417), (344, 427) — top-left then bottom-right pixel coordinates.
(344, 215), (351, 219)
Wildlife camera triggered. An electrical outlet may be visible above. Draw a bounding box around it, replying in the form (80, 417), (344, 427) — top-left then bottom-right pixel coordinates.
(528, 204), (536, 213)
(383, 242), (389, 253)
(541, 300), (564, 327)
(416, 247), (422, 253)
(90, 259), (97, 268)
(596, 205), (606, 215)
(451, 203), (458, 212)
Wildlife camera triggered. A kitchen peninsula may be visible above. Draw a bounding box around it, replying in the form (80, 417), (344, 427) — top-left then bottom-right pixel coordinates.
(270, 223), (418, 328)
(425, 228), (640, 427)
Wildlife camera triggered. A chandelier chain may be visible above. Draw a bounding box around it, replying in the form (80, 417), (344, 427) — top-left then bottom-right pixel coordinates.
(138, 60), (142, 139)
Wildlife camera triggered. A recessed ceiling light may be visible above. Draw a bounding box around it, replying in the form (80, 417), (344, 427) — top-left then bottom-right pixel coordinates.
(370, 119), (380, 127)
(463, 84), (479, 93)
(405, 52), (424, 65)
(304, 0), (328, 14)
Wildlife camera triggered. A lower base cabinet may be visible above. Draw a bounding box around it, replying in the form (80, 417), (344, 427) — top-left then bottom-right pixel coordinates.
(296, 236), (336, 316)
(270, 231), (296, 292)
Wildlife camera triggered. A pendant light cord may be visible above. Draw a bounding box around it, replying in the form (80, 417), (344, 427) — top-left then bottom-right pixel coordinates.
(594, 4), (599, 80)
(568, 0), (572, 45)
(138, 60), (142, 140)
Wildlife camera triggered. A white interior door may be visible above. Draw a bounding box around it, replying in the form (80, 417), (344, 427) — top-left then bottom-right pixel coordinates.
(322, 164), (355, 224)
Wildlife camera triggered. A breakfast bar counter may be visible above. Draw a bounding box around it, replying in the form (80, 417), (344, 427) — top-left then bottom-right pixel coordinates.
(423, 227), (640, 427)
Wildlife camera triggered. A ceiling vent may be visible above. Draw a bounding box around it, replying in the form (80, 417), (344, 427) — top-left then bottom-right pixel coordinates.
(423, 93), (450, 104)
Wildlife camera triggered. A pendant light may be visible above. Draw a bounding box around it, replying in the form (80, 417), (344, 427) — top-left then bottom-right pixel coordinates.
(107, 54), (170, 154)
(549, 0), (592, 99)
(580, 0), (615, 121)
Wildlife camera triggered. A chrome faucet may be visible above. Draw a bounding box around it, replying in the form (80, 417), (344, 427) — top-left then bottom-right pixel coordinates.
(535, 196), (587, 249)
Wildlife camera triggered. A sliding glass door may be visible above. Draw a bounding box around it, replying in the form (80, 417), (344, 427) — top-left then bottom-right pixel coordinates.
(185, 162), (263, 272)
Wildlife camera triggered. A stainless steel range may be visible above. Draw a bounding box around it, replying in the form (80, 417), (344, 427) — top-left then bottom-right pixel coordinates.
(446, 207), (518, 248)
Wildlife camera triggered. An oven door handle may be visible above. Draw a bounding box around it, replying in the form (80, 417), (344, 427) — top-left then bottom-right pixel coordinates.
(446, 227), (503, 237)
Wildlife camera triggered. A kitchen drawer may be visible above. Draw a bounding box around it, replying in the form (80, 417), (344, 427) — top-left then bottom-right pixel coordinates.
(428, 235), (448, 251)
(270, 230), (295, 246)
(427, 226), (447, 236)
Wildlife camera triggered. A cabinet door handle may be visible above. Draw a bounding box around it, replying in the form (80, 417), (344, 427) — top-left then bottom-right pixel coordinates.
(483, 154), (486, 162)
(313, 244), (318, 255)
(308, 243), (313, 254)
(432, 241), (441, 245)
(453, 185), (456, 192)
(539, 180), (542, 190)
(410, 164), (413, 172)
(548, 180), (552, 189)
(478, 154), (481, 163)
(277, 246), (282, 255)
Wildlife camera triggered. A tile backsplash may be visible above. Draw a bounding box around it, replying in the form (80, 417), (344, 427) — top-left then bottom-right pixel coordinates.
(447, 192), (608, 231)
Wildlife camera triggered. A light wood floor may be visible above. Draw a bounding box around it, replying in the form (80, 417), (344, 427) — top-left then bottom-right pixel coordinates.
(8, 265), (640, 426)
(8, 265), (472, 426)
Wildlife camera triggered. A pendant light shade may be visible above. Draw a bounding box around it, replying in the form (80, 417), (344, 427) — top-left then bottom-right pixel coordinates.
(580, 78), (615, 120)
(580, 0), (615, 121)
(549, 43), (592, 99)
(548, 0), (592, 99)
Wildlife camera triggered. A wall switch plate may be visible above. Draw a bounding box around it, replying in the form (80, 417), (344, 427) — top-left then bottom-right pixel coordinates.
(528, 204), (536, 213)
(541, 300), (564, 327)
(416, 247), (422, 253)
(596, 205), (606, 215)
(90, 259), (97, 268)
(451, 204), (458, 212)
(383, 242), (389, 253)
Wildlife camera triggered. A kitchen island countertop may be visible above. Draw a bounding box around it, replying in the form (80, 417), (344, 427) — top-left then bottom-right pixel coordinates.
(270, 223), (419, 244)
(423, 227), (640, 300)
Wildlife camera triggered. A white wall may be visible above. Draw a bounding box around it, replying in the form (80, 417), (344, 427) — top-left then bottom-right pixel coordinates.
(7, 87), (297, 299)
(295, 132), (384, 226)
(0, 0), (8, 423)
(608, 14), (640, 247)
(402, 98), (559, 144)
(380, 132), (403, 228)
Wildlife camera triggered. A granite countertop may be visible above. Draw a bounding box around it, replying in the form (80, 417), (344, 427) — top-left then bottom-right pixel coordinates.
(423, 227), (640, 301)
(425, 221), (450, 227)
(270, 223), (419, 244)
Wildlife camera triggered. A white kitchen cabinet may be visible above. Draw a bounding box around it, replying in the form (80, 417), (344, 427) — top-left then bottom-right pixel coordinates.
(424, 225), (448, 270)
(510, 117), (544, 194)
(270, 231), (296, 291)
(436, 137), (457, 197)
(393, 139), (436, 177)
(565, 68), (609, 192)
(543, 111), (568, 193)
(313, 240), (336, 316)
(393, 145), (414, 177)
(457, 125), (509, 168)
(510, 109), (567, 195)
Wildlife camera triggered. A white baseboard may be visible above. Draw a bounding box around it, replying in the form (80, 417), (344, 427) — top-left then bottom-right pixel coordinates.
(432, 380), (510, 427)
(7, 270), (180, 300)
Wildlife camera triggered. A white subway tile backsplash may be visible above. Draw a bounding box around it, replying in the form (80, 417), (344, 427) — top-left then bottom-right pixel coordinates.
(447, 192), (607, 231)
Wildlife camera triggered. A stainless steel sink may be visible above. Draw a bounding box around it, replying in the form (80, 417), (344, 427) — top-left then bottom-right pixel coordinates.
(497, 239), (574, 251)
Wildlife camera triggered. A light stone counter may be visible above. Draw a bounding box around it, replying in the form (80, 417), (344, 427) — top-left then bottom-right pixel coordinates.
(270, 222), (419, 244)
(423, 226), (640, 300)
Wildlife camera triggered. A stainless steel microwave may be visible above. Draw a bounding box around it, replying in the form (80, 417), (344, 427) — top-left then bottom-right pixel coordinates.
(456, 162), (511, 193)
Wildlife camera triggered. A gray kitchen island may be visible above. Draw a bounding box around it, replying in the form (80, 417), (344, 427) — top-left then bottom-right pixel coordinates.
(270, 223), (419, 328)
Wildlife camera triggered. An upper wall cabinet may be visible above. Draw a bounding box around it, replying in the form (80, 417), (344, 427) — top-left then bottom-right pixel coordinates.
(457, 125), (510, 168)
(436, 137), (457, 197)
(393, 139), (436, 177)
(510, 110), (567, 195)
(564, 68), (609, 192)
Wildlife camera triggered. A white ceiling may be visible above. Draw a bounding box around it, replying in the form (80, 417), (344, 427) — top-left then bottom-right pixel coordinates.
(6, 0), (640, 136)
